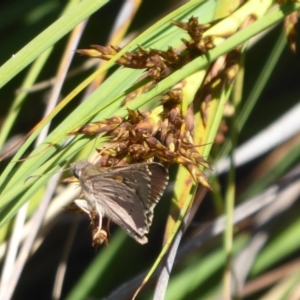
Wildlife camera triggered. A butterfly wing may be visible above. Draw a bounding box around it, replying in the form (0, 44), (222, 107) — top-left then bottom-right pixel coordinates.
(107, 163), (169, 227)
(82, 163), (168, 244)
(90, 177), (150, 243)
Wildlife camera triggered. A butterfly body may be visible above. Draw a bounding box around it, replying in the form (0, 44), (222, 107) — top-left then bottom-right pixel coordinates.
(71, 160), (169, 244)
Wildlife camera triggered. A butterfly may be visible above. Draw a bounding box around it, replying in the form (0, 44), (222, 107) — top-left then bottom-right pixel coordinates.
(71, 160), (169, 244)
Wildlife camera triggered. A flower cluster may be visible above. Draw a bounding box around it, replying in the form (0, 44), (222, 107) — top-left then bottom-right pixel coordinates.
(171, 17), (215, 54)
(77, 17), (214, 83)
(70, 91), (210, 188)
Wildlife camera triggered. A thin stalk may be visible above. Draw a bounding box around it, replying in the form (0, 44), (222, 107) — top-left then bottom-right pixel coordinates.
(223, 55), (244, 298)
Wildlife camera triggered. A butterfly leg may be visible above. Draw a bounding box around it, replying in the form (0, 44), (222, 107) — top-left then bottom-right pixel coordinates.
(74, 199), (92, 219)
(93, 201), (103, 240)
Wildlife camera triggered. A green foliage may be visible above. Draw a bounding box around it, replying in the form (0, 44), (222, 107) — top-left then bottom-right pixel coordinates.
(1, 0), (300, 299)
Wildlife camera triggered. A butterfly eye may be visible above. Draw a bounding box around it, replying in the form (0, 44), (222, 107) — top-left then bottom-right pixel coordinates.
(73, 169), (81, 179)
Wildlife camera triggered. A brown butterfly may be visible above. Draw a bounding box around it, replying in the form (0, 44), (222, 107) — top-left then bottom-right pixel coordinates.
(71, 160), (169, 244)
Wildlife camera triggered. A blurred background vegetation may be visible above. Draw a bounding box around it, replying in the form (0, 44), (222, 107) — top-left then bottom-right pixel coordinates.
(1, 0), (300, 299)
